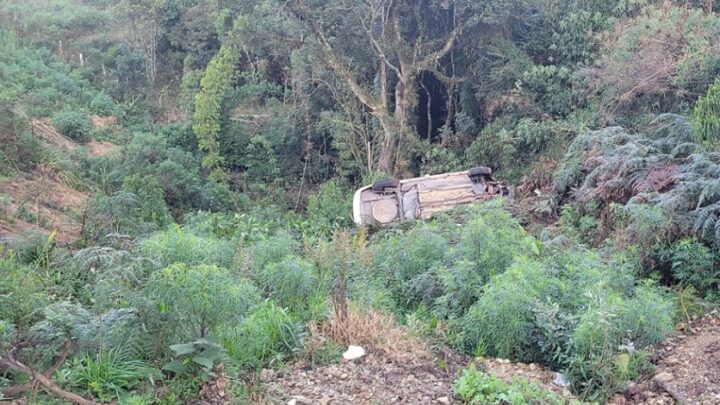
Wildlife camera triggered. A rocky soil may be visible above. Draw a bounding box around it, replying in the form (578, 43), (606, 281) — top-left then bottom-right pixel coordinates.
(612, 311), (720, 405)
(259, 349), (574, 404)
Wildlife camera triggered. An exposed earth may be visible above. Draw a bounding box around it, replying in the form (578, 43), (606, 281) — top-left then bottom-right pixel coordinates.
(259, 350), (574, 405)
(0, 119), (117, 244)
(260, 312), (720, 405)
(613, 310), (720, 405)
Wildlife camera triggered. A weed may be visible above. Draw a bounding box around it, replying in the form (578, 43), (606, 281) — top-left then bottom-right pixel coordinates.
(454, 364), (566, 405)
(64, 348), (161, 402)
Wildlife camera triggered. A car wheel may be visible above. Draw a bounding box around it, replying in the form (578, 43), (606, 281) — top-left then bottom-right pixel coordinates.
(371, 178), (400, 193)
(468, 166), (492, 177)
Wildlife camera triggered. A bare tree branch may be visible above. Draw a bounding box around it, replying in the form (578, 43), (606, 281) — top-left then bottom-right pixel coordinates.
(286, 1), (382, 113)
(0, 341), (100, 405)
(1, 340), (73, 397)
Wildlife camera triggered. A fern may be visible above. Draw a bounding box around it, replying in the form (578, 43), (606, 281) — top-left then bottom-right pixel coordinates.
(555, 114), (720, 246)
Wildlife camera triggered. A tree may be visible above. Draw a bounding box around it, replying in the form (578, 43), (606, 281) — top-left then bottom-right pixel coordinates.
(113, 0), (161, 86)
(193, 44), (239, 181)
(284, 0), (526, 175)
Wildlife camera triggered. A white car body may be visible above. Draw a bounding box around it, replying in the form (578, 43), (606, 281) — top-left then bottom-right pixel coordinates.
(353, 169), (508, 226)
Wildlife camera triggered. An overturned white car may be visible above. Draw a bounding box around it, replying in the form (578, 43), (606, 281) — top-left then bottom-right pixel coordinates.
(353, 167), (510, 226)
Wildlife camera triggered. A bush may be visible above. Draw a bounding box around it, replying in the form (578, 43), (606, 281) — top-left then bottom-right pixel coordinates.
(665, 238), (718, 294)
(144, 263), (261, 347)
(456, 247), (673, 400)
(372, 225), (449, 311)
(121, 174), (173, 228)
(567, 286), (672, 400)
(257, 257), (321, 314)
(139, 226), (235, 270)
(65, 348), (161, 403)
(52, 109), (92, 142)
(248, 231), (300, 272)
(521, 65), (577, 117)
(0, 255), (48, 328)
(90, 92), (118, 116)
(0, 319), (16, 353)
(306, 180), (352, 237)
(222, 301), (301, 371)
(454, 364), (566, 405)
(436, 205), (538, 317)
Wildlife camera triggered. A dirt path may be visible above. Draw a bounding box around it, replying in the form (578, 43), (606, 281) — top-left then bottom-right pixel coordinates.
(260, 348), (466, 404)
(259, 350), (575, 404)
(613, 311), (720, 405)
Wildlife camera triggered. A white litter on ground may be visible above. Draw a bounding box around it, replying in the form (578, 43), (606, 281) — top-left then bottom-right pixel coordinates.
(342, 345), (366, 360)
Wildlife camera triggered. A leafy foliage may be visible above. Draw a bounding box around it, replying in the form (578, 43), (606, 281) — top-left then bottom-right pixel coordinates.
(193, 45), (238, 181)
(693, 79), (720, 148)
(52, 109), (92, 142)
(222, 301), (302, 371)
(5, 1), (720, 403)
(144, 263), (260, 344)
(65, 348), (160, 403)
(163, 337), (226, 379)
(454, 364), (566, 405)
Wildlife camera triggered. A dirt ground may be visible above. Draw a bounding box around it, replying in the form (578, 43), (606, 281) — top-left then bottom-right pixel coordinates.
(0, 170), (87, 244)
(0, 119), (118, 244)
(260, 313), (720, 405)
(259, 350), (574, 404)
(612, 311), (720, 405)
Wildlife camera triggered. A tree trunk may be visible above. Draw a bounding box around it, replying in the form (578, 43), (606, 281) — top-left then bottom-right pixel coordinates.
(389, 70), (417, 175)
(376, 112), (397, 175)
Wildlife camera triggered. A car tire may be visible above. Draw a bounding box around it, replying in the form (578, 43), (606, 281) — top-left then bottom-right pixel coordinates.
(371, 178), (399, 193)
(468, 166), (492, 177)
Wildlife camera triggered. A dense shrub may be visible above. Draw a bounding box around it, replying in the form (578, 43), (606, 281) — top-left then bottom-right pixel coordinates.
(89, 92), (118, 116)
(0, 107), (44, 173)
(222, 301), (301, 371)
(457, 259), (549, 359)
(139, 226), (235, 270)
(247, 231), (300, 272)
(372, 225), (450, 311)
(257, 257), (321, 313)
(521, 65), (578, 117)
(52, 109), (92, 142)
(0, 255), (48, 328)
(457, 248), (672, 400)
(143, 263), (261, 348)
(306, 180), (352, 237)
(662, 238), (718, 295)
(121, 174), (173, 228)
(567, 286), (672, 399)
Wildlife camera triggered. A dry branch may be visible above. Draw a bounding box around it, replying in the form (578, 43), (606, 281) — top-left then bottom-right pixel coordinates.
(0, 340), (100, 405)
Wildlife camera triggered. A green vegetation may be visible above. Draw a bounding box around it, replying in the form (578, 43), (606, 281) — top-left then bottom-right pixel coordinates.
(454, 364), (568, 405)
(2, 0), (720, 403)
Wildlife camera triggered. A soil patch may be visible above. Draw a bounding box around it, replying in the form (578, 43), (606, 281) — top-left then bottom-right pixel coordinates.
(259, 348), (468, 404)
(612, 311), (720, 405)
(0, 170), (87, 244)
(259, 351), (574, 404)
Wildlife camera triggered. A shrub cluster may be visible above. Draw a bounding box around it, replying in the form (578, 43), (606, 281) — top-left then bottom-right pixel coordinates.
(367, 204), (674, 401)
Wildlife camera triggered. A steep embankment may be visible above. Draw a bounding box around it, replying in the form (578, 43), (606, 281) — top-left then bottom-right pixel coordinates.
(0, 119), (117, 244)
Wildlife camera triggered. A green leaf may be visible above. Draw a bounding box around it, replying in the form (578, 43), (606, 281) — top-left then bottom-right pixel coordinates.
(162, 360), (187, 374)
(169, 343), (196, 355)
(191, 356), (215, 370)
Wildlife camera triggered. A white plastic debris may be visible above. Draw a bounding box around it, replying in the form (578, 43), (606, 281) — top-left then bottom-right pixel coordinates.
(553, 372), (569, 387)
(287, 400), (296, 405)
(342, 345), (366, 360)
